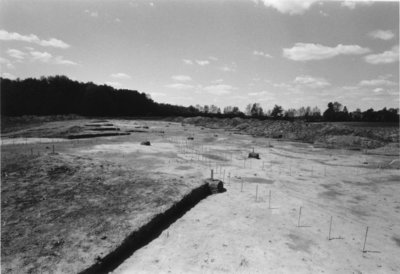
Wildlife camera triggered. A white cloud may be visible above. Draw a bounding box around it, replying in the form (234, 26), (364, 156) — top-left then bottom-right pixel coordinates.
(364, 45), (399, 64)
(183, 58), (216, 66)
(115, 18), (121, 23)
(264, 79), (273, 84)
(7, 49), (26, 60)
(85, 10), (98, 17)
(0, 57), (9, 64)
(341, 75), (398, 93)
(183, 59), (193, 65)
(30, 51), (52, 63)
(105, 81), (121, 87)
(204, 84), (236, 95)
(0, 57), (15, 69)
(110, 73), (131, 79)
(258, 0), (319, 15)
(53, 56), (77, 65)
(1, 72), (16, 79)
(172, 75), (192, 82)
(149, 92), (166, 97)
(358, 78), (397, 87)
(273, 83), (292, 89)
(387, 89), (399, 96)
(340, 0), (374, 10)
(319, 10), (328, 16)
(195, 60), (210, 66)
(219, 65), (236, 72)
(165, 83), (194, 90)
(0, 29), (70, 49)
(248, 90), (272, 96)
(340, 1), (356, 9)
(368, 30), (395, 40)
(253, 50), (272, 58)
(360, 96), (383, 101)
(342, 86), (359, 91)
(272, 76), (330, 92)
(258, 0), (378, 14)
(29, 50), (77, 65)
(373, 88), (384, 93)
(212, 79), (224, 84)
(283, 43), (370, 61)
(40, 38), (70, 48)
(294, 75), (331, 88)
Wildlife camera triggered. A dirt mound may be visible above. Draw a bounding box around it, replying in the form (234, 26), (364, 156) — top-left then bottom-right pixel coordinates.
(316, 135), (384, 149)
(64, 125), (84, 134)
(387, 159), (400, 169)
(1, 115), (81, 133)
(67, 132), (130, 139)
(175, 117), (399, 149)
(47, 165), (76, 178)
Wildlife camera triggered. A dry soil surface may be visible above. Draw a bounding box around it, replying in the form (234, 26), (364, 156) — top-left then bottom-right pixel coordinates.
(1, 118), (399, 273)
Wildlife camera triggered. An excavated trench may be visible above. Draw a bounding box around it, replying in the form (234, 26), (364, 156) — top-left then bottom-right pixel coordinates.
(79, 180), (224, 274)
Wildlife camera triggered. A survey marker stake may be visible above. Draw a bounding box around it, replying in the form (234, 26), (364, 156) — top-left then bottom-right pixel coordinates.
(362, 226), (369, 253)
(268, 190), (272, 209)
(297, 206), (302, 227)
(255, 184), (258, 202)
(328, 216), (333, 240)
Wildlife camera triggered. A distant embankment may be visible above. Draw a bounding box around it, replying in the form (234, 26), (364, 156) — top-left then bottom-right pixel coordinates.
(170, 116), (399, 149)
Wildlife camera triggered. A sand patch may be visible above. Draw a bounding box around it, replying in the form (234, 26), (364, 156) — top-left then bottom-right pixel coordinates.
(242, 177), (274, 184)
(286, 233), (315, 253)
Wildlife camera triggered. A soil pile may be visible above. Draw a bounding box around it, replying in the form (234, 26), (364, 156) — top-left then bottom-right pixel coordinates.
(173, 117), (399, 149)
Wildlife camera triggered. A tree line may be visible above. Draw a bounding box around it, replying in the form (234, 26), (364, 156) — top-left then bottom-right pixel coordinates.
(322, 101), (398, 122)
(0, 76), (199, 117)
(1, 76), (398, 122)
(196, 102), (398, 122)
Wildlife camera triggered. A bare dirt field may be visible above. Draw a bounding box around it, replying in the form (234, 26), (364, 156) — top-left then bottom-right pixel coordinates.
(1, 118), (399, 273)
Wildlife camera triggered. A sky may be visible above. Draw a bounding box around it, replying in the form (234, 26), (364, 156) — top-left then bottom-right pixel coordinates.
(0, 0), (399, 112)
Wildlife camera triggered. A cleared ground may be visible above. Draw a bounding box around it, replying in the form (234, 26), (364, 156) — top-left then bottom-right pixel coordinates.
(1, 118), (399, 273)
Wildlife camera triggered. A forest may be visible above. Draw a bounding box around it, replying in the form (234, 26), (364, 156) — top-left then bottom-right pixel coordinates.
(1, 75), (398, 122)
